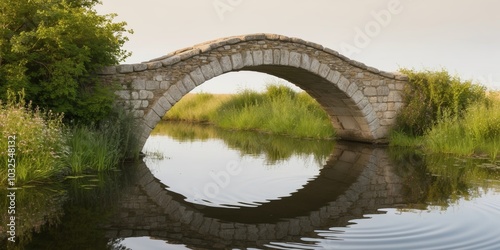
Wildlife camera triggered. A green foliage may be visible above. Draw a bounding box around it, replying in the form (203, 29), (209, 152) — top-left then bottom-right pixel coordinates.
(0, 91), (140, 184)
(0, 0), (131, 123)
(66, 108), (140, 173)
(396, 69), (485, 136)
(0, 90), (68, 185)
(165, 85), (336, 139)
(424, 98), (500, 159)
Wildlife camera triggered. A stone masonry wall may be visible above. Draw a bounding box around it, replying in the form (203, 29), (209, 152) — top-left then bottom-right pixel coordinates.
(97, 34), (408, 148)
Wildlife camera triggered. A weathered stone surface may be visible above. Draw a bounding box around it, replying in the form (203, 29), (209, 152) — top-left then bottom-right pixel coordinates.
(98, 33), (408, 147)
(117, 65), (134, 73)
(189, 68), (205, 86)
(220, 56), (232, 72)
(133, 64), (148, 72)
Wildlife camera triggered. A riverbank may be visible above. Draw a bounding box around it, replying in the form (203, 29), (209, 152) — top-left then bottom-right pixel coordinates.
(166, 79), (500, 160)
(0, 90), (140, 186)
(391, 93), (500, 156)
(165, 85), (336, 139)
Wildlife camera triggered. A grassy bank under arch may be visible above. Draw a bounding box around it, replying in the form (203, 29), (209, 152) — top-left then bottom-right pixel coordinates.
(164, 85), (336, 139)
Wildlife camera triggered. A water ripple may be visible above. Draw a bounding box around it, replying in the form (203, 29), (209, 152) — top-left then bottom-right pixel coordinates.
(266, 189), (500, 250)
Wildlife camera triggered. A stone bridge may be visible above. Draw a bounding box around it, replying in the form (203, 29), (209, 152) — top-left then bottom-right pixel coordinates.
(98, 33), (408, 148)
(103, 143), (407, 249)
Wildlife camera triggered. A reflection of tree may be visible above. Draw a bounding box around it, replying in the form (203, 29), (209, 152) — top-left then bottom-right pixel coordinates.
(0, 186), (67, 250)
(389, 147), (500, 209)
(152, 121), (336, 165)
(11, 163), (139, 249)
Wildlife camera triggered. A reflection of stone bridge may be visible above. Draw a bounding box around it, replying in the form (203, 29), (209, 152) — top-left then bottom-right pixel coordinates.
(98, 34), (408, 148)
(103, 143), (406, 249)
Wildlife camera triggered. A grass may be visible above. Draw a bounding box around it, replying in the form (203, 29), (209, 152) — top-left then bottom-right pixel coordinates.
(164, 85), (336, 139)
(391, 91), (500, 160)
(0, 90), (67, 184)
(0, 90), (140, 185)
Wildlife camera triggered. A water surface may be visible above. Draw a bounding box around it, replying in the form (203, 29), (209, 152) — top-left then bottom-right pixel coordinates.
(1, 121), (500, 249)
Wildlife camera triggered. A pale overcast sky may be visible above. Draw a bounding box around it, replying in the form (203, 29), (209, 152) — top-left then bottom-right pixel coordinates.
(96, 0), (500, 92)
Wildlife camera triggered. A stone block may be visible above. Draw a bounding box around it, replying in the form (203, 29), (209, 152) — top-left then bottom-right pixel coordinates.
(300, 53), (311, 70)
(132, 79), (146, 90)
(242, 51), (253, 67)
(279, 49), (289, 65)
(252, 50), (263, 66)
(364, 87), (377, 96)
(139, 90), (153, 99)
(143, 110), (161, 129)
(146, 81), (159, 90)
(147, 61), (162, 70)
(263, 49), (273, 64)
(133, 63), (148, 72)
(318, 63), (330, 78)
(351, 90), (364, 104)
(327, 70), (341, 84)
(273, 49), (281, 64)
(377, 86), (390, 96)
(189, 67), (205, 86)
(289, 52), (301, 68)
(210, 60), (223, 76)
(310, 58), (320, 74)
(181, 76), (196, 91)
(131, 91), (139, 100)
(337, 77), (350, 92)
(231, 53), (243, 69)
(220, 56), (232, 72)
(130, 100), (141, 109)
(161, 55), (181, 66)
(117, 64), (133, 73)
(167, 85), (182, 102)
(200, 64), (215, 80)
(346, 82), (358, 97)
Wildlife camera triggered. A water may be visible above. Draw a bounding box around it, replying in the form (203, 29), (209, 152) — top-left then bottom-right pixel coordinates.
(1, 121), (500, 249)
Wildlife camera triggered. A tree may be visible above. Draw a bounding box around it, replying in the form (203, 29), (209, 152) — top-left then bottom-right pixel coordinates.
(0, 0), (131, 122)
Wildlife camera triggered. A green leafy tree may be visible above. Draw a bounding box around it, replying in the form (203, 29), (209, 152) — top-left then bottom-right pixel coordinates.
(0, 0), (131, 122)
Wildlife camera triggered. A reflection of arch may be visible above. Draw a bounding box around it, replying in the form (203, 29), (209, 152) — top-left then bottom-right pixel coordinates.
(98, 34), (408, 148)
(103, 143), (404, 249)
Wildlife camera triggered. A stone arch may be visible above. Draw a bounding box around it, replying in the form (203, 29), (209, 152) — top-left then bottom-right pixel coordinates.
(104, 142), (406, 248)
(98, 34), (408, 149)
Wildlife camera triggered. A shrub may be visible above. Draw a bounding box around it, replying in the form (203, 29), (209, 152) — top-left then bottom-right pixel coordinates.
(396, 69), (486, 136)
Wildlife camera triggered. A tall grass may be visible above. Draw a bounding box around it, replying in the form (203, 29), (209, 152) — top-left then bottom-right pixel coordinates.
(165, 85), (336, 139)
(66, 109), (140, 174)
(0, 90), (67, 184)
(424, 96), (500, 159)
(0, 90), (140, 185)
(165, 93), (232, 122)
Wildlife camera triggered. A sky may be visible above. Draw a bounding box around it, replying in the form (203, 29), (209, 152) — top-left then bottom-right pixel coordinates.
(96, 0), (500, 92)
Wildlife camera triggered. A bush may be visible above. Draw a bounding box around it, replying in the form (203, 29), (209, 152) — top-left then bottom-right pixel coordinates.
(395, 69), (486, 136)
(0, 90), (67, 184)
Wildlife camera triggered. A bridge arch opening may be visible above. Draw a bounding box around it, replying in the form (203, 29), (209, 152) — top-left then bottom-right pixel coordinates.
(98, 34), (407, 149)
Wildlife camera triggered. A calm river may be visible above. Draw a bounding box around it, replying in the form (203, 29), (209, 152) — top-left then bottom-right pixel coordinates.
(1, 121), (500, 249)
